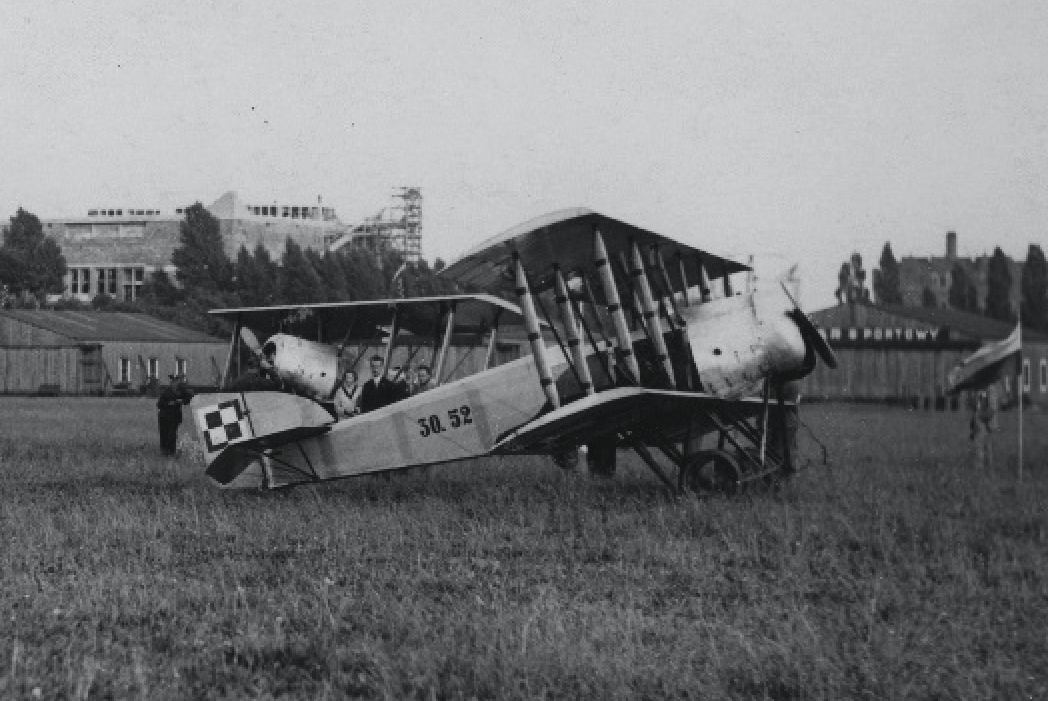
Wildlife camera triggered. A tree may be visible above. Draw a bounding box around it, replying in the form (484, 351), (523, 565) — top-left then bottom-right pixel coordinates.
(872, 243), (902, 304)
(172, 203), (234, 291)
(1020, 244), (1048, 332)
(280, 238), (324, 303)
(835, 254), (869, 303)
(948, 263), (978, 312)
(317, 250), (350, 302)
(234, 244), (281, 306)
(922, 287), (938, 308)
(984, 247), (1014, 322)
(0, 208), (67, 297)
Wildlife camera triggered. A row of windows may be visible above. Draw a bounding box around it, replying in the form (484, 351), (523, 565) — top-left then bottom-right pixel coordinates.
(88, 209), (161, 216)
(245, 205), (337, 220)
(69, 267), (145, 300)
(118, 358), (187, 384)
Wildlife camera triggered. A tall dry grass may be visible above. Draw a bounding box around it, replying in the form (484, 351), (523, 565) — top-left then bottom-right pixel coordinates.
(1, 397), (1045, 699)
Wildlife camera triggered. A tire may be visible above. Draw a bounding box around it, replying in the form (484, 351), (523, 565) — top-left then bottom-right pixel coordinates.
(681, 449), (741, 495)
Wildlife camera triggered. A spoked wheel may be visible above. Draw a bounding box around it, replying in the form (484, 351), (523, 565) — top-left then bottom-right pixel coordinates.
(680, 449), (741, 495)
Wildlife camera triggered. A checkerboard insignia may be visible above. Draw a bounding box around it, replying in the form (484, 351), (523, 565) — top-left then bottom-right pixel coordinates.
(200, 399), (251, 452)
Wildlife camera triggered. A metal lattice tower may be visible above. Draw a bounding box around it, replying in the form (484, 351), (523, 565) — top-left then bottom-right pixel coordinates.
(327, 187), (422, 262)
(391, 187), (422, 263)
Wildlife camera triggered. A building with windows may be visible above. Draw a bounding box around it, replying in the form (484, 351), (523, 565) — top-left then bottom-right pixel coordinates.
(41, 191), (352, 302)
(38, 188), (425, 302)
(898, 231), (1022, 312)
(802, 301), (1048, 409)
(0, 310), (228, 395)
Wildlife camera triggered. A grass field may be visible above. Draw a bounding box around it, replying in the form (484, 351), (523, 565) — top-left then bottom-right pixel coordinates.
(1, 397), (1046, 699)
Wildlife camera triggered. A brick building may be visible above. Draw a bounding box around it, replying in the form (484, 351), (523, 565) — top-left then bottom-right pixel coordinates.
(898, 231), (1022, 312)
(39, 191), (350, 303)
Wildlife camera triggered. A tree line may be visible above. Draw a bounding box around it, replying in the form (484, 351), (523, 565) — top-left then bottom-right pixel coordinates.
(0, 204), (458, 337)
(835, 241), (1048, 334)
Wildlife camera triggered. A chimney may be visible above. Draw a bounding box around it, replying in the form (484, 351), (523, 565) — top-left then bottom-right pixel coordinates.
(946, 231), (957, 260)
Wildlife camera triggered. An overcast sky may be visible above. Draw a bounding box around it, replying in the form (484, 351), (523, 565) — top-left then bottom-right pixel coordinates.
(3, 0), (1046, 307)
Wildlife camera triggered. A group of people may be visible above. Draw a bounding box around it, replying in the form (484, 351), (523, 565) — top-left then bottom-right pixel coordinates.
(334, 355), (434, 417)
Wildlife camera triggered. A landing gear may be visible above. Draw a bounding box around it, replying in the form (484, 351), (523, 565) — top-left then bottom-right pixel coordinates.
(586, 436), (617, 477)
(680, 449), (741, 495)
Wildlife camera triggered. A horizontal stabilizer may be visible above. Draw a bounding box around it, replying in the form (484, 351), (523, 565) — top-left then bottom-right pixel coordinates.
(189, 391), (333, 487)
(494, 387), (776, 455)
(205, 425), (331, 485)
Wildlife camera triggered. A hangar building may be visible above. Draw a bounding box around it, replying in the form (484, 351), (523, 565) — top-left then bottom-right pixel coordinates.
(802, 302), (1048, 409)
(0, 311), (228, 395)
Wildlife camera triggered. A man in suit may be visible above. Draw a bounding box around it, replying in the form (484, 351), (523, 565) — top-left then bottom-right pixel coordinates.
(358, 355), (394, 413)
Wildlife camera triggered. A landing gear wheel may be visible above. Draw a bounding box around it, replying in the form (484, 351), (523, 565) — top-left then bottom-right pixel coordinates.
(680, 449), (741, 495)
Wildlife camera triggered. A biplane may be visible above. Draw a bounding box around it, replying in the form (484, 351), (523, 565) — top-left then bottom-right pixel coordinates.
(188, 208), (836, 493)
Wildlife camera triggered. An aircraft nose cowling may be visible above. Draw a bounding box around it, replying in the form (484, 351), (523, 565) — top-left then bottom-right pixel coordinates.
(684, 293), (815, 398)
(268, 334), (340, 399)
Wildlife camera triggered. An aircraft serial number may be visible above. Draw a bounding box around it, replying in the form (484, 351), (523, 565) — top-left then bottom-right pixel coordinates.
(417, 406), (473, 437)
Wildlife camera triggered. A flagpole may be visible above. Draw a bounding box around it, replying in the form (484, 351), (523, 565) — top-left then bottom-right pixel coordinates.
(1018, 321), (1023, 483)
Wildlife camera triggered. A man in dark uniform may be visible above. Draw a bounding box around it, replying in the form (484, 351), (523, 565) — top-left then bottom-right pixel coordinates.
(358, 355), (395, 413)
(157, 373), (193, 456)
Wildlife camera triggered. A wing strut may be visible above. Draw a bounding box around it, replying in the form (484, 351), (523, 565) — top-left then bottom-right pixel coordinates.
(574, 278), (617, 387)
(433, 301), (456, 386)
(514, 253), (560, 409)
(651, 245), (684, 324)
(696, 255), (714, 302)
(677, 252), (692, 307)
(483, 308), (502, 371)
(594, 229), (641, 382)
(554, 267), (594, 396)
(221, 314), (242, 389)
(630, 240), (676, 388)
(381, 305), (399, 371)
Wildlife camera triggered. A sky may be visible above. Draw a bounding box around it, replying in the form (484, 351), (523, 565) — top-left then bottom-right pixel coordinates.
(2, 0), (1047, 308)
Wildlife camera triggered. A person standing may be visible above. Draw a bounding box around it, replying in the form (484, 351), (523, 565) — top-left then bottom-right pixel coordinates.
(358, 355), (394, 413)
(334, 369), (360, 418)
(413, 364), (433, 395)
(157, 373), (193, 456)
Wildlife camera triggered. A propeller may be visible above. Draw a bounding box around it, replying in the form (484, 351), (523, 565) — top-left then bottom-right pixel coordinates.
(780, 282), (837, 369)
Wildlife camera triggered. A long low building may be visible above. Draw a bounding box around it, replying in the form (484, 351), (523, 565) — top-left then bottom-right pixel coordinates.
(0, 311), (229, 395)
(802, 302), (1048, 409)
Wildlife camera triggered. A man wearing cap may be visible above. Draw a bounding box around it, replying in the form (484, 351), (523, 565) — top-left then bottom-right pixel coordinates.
(157, 373), (193, 456)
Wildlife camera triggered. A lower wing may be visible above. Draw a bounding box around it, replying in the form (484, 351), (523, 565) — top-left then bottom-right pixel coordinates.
(493, 387), (778, 454)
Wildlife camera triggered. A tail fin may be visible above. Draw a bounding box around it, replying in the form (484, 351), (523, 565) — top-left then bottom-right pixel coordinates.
(188, 392), (332, 488)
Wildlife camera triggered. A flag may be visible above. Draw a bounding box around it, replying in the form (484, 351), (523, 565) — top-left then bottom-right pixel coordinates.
(946, 322), (1022, 394)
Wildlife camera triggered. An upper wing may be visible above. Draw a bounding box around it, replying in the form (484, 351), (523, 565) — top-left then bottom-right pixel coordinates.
(493, 386), (775, 454)
(440, 208), (749, 300)
(208, 293), (525, 342)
